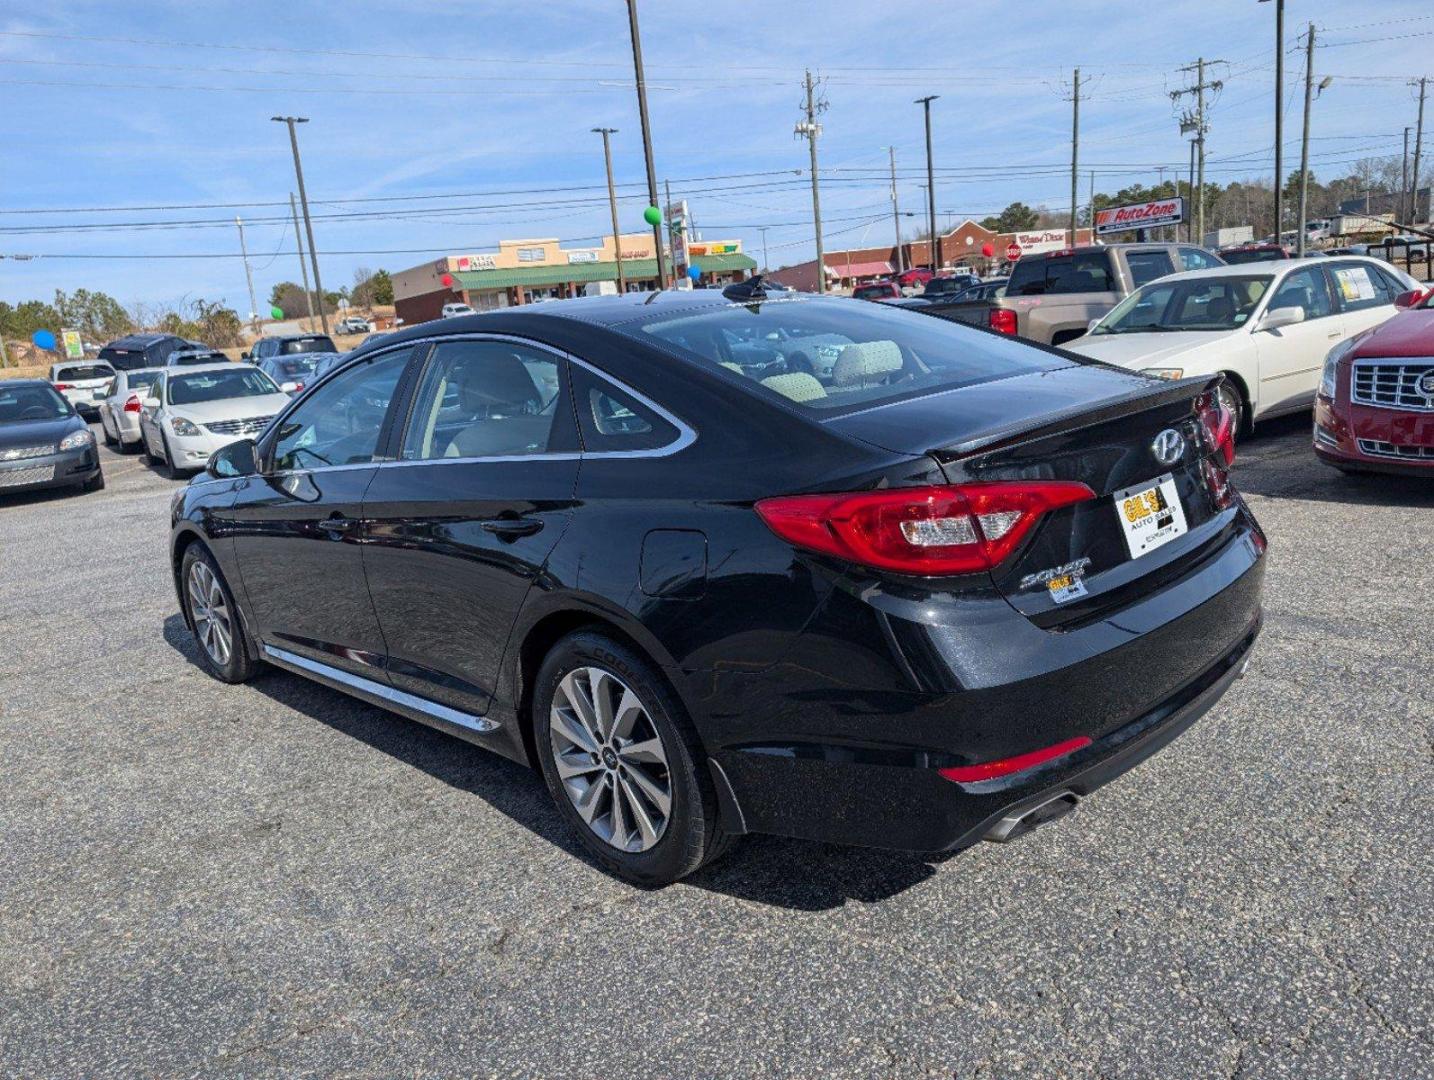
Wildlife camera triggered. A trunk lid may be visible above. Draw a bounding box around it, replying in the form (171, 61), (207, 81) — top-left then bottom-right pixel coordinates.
(827, 365), (1232, 625)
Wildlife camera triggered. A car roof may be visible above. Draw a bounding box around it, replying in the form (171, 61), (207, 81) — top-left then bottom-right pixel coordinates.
(0, 378), (52, 388)
(103, 333), (175, 347)
(1144, 255), (1385, 282)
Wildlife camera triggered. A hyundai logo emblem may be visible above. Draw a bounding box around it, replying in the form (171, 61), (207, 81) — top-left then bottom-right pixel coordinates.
(1420, 371), (1434, 398)
(1151, 428), (1186, 466)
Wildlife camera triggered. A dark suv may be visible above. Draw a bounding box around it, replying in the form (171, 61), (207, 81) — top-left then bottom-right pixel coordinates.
(97, 333), (192, 372)
(171, 286), (1263, 886)
(243, 334), (338, 363)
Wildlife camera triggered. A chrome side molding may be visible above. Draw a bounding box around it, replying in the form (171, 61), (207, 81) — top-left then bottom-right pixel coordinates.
(262, 644), (500, 735)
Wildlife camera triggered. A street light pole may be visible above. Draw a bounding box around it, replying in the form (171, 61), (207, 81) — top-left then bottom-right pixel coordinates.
(271, 116), (329, 335)
(888, 146), (905, 274)
(624, 0), (667, 288)
(1296, 23), (1316, 258)
(592, 128), (626, 293)
(235, 216), (259, 337)
(916, 96), (940, 272)
(1260, 0), (1285, 244)
(758, 226), (770, 274)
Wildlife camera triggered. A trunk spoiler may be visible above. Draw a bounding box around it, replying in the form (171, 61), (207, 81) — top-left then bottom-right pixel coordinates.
(930, 373), (1222, 462)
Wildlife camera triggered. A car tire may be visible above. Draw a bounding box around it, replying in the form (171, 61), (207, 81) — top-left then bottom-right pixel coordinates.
(142, 429), (161, 466)
(179, 544), (257, 684)
(1217, 378), (1248, 441)
(101, 415), (116, 447)
(533, 631), (735, 887)
(161, 433), (180, 480)
(81, 468), (105, 493)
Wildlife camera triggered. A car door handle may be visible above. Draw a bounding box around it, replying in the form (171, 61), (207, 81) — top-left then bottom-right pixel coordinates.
(480, 516), (544, 538)
(1327, 331), (1342, 339)
(318, 516), (358, 534)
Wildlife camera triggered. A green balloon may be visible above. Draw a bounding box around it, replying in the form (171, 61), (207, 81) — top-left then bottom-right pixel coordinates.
(643, 205), (662, 226)
(270, 306), (284, 320)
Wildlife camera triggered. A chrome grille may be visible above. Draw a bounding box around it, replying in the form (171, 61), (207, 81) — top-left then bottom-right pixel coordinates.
(0, 445), (53, 463)
(205, 415), (274, 436)
(1357, 439), (1434, 461)
(1350, 359), (1434, 411)
(0, 463), (55, 488)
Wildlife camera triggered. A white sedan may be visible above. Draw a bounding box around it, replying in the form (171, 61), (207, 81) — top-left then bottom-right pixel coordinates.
(138, 363), (292, 478)
(1066, 256), (1423, 434)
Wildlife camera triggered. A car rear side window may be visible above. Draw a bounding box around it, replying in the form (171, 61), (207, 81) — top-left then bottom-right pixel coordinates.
(569, 365), (679, 452)
(1010, 252), (1113, 296)
(401, 340), (564, 461)
(628, 296), (1068, 414)
(1124, 250), (1177, 288)
(1327, 262), (1394, 311)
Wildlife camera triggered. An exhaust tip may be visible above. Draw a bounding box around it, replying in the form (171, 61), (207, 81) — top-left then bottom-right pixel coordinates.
(983, 791), (1080, 844)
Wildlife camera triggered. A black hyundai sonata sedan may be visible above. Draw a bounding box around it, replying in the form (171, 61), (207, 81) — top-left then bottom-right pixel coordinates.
(170, 282), (1264, 885)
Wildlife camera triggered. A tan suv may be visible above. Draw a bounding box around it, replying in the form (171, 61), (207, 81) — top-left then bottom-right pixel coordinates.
(989, 243), (1225, 346)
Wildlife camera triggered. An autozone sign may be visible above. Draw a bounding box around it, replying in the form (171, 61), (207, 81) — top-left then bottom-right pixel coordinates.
(1095, 197), (1185, 235)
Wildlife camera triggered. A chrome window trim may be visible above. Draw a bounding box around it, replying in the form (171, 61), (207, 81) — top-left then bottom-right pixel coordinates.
(377, 331), (696, 468)
(262, 644), (500, 734)
(1350, 356), (1434, 412)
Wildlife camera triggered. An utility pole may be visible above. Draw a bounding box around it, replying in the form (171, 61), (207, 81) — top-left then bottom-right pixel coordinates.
(289, 193), (315, 328)
(1173, 59), (1223, 247)
(888, 146), (905, 274)
(1088, 170), (1095, 242)
(1403, 127), (1412, 223)
(797, 70), (827, 293)
(916, 95), (940, 271)
(592, 127), (625, 292)
(664, 176), (679, 284)
(624, 0), (667, 288)
(1296, 24), (1316, 257)
(1156, 166), (1168, 240)
(758, 226), (770, 274)
(1269, 0), (1285, 245)
(235, 217), (259, 337)
(1188, 139), (1198, 243)
(1413, 78), (1428, 226)
(1068, 69), (1083, 246)
(271, 116), (329, 335)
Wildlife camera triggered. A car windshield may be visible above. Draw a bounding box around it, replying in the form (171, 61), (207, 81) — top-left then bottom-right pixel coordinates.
(55, 364), (114, 381)
(1221, 249), (1284, 265)
(279, 337), (337, 355)
(627, 296), (1070, 414)
(0, 384), (70, 422)
(167, 368), (279, 405)
(1094, 276), (1271, 334)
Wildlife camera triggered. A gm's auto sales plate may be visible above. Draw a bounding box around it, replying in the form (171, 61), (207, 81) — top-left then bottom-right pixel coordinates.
(1114, 473), (1188, 559)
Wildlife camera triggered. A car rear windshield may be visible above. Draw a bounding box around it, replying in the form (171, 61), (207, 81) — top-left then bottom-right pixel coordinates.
(1007, 250), (1114, 296)
(98, 346), (150, 371)
(127, 372), (160, 393)
(0, 384), (70, 422)
(280, 336), (337, 355)
(171, 351), (228, 366)
(628, 297), (1070, 414)
(1220, 249), (1284, 265)
(167, 368), (279, 405)
(55, 364), (114, 381)
(275, 357), (319, 378)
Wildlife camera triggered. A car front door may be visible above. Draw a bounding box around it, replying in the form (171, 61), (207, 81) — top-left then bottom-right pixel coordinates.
(359, 336), (581, 717)
(220, 347), (414, 678)
(1253, 265), (1344, 416)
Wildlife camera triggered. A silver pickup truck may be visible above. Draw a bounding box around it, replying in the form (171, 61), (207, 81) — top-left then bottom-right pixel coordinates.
(981, 243), (1225, 346)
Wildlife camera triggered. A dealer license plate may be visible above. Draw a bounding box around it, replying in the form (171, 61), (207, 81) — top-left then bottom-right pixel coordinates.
(1113, 473), (1188, 559)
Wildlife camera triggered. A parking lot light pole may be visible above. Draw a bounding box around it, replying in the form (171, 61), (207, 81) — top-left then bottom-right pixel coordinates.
(593, 128), (626, 293)
(624, 0), (667, 289)
(916, 96), (940, 272)
(271, 116), (329, 335)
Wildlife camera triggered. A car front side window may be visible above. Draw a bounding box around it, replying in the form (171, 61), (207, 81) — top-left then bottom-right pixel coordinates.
(1270, 267), (1334, 319)
(268, 350), (409, 472)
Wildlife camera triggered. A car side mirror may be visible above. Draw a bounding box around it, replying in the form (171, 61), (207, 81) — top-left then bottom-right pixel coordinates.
(1257, 306), (1306, 332)
(1393, 288), (1425, 309)
(142, 396), (161, 409)
(207, 438), (259, 479)
(1087, 317), (1101, 333)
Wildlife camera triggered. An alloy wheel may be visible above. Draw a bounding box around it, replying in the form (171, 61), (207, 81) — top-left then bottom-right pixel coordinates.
(187, 561), (232, 667)
(548, 666), (672, 853)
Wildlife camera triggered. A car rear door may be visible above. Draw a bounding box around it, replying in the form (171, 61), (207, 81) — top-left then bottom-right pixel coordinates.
(220, 346), (415, 679)
(358, 335), (581, 717)
(1325, 260), (1401, 338)
(1253, 265), (1344, 415)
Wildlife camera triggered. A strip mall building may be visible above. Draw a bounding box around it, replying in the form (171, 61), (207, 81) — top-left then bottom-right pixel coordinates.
(393, 232), (757, 326)
(774, 221), (1096, 292)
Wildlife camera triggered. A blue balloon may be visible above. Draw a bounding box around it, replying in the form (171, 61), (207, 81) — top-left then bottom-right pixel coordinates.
(687, 265), (702, 281)
(31, 329), (56, 351)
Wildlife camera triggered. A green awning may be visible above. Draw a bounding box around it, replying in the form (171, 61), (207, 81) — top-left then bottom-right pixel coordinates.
(451, 252), (755, 291)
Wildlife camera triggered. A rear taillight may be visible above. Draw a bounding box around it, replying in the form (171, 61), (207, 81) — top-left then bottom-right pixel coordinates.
(938, 735), (1092, 783)
(53, 383), (73, 392)
(988, 309), (1018, 335)
(123, 394), (142, 413)
(755, 481), (1095, 576)
(1197, 391), (1236, 466)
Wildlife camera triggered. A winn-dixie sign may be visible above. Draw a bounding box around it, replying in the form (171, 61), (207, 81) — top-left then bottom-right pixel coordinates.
(1095, 197), (1185, 235)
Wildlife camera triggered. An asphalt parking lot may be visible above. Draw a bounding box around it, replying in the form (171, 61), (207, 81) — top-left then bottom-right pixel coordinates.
(1, 416), (1430, 1079)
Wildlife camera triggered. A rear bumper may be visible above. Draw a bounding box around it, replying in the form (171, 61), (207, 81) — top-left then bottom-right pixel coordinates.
(704, 516), (1266, 853)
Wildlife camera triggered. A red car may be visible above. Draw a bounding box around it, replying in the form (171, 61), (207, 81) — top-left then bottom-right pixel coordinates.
(852, 280), (902, 301)
(1314, 287), (1434, 476)
(895, 266), (934, 287)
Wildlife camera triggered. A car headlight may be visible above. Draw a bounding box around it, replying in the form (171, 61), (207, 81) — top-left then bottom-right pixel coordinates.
(1139, 367), (1185, 380)
(1320, 338), (1357, 399)
(170, 416), (202, 437)
(57, 429), (94, 452)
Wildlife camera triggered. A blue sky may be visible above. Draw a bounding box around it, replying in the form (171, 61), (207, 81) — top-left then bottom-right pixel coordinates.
(2, 0), (1431, 312)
